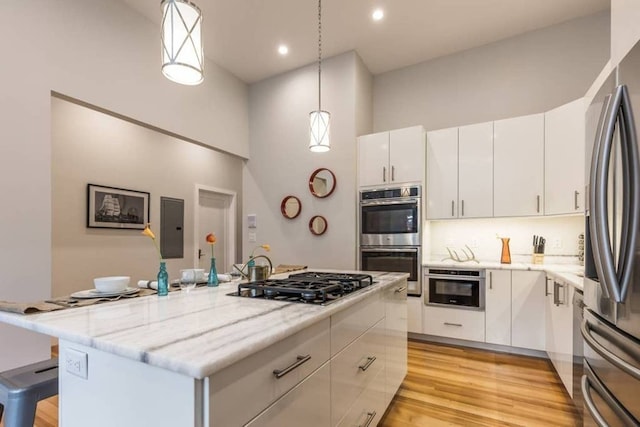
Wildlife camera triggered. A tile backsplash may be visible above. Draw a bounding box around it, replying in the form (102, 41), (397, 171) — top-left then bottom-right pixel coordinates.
(426, 215), (584, 264)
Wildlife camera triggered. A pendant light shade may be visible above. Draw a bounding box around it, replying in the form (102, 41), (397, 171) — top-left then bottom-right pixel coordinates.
(161, 0), (204, 85)
(309, 110), (331, 152)
(309, 0), (330, 152)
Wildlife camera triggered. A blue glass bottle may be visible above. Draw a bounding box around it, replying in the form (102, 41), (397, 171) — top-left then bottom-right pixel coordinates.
(208, 257), (219, 287)
(157, 261), (169, 296)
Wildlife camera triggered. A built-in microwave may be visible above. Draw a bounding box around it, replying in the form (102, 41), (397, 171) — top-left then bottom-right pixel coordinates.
(425, 268), (485, 310)
(360, 186), (420, 246)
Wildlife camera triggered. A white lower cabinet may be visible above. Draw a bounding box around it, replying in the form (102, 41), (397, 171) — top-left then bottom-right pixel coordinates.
(331, 319), (386, 426)
(511, 271), (546, 351)
(337, 368), (386, 427)
(422, 305), (485, 342)
(246, 363), (331, 427)
(385, 285), (408, 406)
(485, 269), (512, 346)
(407, 296), (423, 333)
(545, 276), (574, 397)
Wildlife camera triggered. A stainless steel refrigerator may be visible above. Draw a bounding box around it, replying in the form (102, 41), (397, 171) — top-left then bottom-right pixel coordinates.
(583, 39), (640, 426)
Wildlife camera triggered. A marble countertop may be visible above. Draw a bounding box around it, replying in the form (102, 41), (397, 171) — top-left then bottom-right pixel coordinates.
(423, 259), (585, 290)
(0, 270), (407, 379)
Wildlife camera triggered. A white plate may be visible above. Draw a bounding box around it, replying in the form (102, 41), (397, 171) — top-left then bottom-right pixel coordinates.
(70, 287), (140, 299)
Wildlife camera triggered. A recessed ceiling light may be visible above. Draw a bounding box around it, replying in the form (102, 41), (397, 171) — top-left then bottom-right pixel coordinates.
(278, 45), (289, 56)
(372, 8), (384, 21)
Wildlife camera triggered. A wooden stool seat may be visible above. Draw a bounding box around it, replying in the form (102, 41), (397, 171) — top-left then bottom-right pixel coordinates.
(0, 358), (58, 427)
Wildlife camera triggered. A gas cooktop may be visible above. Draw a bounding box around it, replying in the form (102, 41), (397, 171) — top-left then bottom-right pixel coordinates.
(228, 272), (374, 305)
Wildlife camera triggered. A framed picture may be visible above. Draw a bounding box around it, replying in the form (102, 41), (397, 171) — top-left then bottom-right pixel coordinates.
(87, 184), (150, 229)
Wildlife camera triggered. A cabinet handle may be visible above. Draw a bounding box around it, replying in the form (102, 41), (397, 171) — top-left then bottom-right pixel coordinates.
(451, 200), (455, 217)
(273, 354), (311, 379)
(545, 278), (552, 296)
(383, 167), (387, 183)
(553, 281), (560, 306)
(489, 272), (492, 290)
(394, 286), (407, 293)
(558, 282), (566, 306)
(359, 356), (377, 371)
(391, 165), (395, 181)
(575, 190), (580, 210)
(537, 195), (541, 213)
(461, 200), (465, 216)
(444, 322), (463, 327)
(360, 411), (377, 427)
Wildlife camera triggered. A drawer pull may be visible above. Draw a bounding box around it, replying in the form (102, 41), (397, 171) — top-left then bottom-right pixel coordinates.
(394, 286), (407, 293)
(444, 322), (463, 327)
(360, 411), (377, 427)
(359, 356), (377, 372)
(273, 354), (311, 379)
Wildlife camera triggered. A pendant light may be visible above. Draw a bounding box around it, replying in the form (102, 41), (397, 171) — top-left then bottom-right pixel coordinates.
(309, 0), (331, 152)
(161, 0), (204, 85)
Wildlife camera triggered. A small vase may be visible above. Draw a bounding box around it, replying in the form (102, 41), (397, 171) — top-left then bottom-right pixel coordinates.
(500, 238), (512, 264)
(208, 257), (219, 287)
(157, 261), (169, 296)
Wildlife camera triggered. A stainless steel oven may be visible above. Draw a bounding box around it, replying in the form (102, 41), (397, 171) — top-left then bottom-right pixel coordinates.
(360, 247), (421, 296)
(425, 268), (485, 310)
(360, 186), (420, 246)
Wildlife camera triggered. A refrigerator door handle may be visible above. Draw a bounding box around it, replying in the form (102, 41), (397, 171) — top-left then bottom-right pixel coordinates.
(593, 86), (625, 302)
(589, 93), (613, 299)
(617, 85), (640, 302)
(581, 317), (640, 380)
(582, 362), (639, 426)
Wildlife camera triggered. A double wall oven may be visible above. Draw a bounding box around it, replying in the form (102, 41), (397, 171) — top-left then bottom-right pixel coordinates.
(359, 186), (422, 296)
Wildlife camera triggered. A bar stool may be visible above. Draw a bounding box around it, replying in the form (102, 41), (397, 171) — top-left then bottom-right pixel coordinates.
(0, 358), (58, 427)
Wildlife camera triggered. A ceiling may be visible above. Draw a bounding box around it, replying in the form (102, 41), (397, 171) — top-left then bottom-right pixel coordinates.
(121, 0), (610, 84)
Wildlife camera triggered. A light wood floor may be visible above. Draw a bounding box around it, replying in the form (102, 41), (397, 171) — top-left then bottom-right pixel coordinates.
(380, 339), (581, 426)
(2, 341), (580, 427)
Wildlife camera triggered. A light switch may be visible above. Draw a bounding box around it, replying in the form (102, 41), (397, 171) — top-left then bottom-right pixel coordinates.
(248, 214), (257, 229)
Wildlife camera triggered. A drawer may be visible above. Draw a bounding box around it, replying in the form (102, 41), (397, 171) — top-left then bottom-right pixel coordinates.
(422, 305), (485, 342)
(331, 292), (384, 356)
(210, 318), (330, 427)
(331, 318), (386, 426)
(245, 362), (331, 427)
(337, 368), (386, 427)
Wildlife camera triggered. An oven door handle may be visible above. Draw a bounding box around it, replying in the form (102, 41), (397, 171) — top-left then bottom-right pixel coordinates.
(360, 199), (420, 207)
(361, 248), (419, 253)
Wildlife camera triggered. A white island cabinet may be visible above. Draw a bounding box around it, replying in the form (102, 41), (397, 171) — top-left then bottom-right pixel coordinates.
(0, 271), (408, 427)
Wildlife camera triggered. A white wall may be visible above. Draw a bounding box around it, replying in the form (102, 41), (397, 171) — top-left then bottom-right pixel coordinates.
(52, 97), (243, 298)
(0, 0), (248, 370)
(244, 52), (372, 269)
(611, 0), (640, 65)
(428, 216), (584, 264)
(373, 12), (610, 132)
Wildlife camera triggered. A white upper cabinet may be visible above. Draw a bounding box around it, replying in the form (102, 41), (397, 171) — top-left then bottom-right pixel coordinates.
(390, 126), (426, 184)
(544, 99), (586, 215)
(426, 128), (458, 219)
(358, 126), (425, 188)
(458, 122), (494, 218)
(358, 131), (390, 187)
(493, 113), (545, 217)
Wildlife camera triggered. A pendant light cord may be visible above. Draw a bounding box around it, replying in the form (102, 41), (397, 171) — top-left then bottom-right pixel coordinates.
(318, 0), (322, 112)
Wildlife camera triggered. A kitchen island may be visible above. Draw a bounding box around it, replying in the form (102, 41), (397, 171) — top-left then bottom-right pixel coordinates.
(0, 270), (408, 427)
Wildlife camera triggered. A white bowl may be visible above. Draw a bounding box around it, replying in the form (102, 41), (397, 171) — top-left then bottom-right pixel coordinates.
(93, 276), (130, 293)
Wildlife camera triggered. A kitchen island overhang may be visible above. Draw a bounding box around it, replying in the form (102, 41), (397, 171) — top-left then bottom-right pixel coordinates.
(0, 270), (409, 427)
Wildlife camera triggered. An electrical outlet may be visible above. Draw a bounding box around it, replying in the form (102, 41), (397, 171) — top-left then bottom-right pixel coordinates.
(553, 238), (562, 249)
(469, 238), (479, 248)
(248, 232), (256, 243)
(65, 348), (88, 379)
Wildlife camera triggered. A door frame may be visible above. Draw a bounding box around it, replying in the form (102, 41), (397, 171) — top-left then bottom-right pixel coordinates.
(193, 184), (237, 271)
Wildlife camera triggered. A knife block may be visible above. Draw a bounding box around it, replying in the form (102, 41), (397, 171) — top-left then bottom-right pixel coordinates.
(532, 253), (544, 264)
